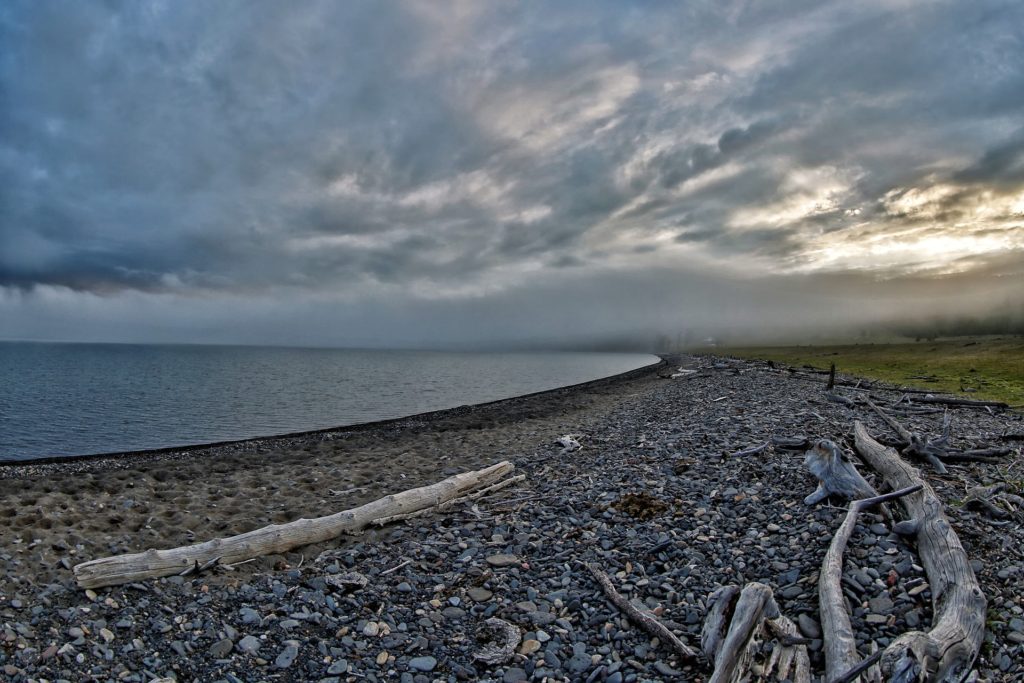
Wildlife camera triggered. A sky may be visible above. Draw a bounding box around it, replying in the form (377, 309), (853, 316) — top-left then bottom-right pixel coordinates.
(2, 0), (1022, 349)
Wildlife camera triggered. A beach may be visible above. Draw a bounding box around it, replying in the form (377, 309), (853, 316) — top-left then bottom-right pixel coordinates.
(1, 355), (1022, 682)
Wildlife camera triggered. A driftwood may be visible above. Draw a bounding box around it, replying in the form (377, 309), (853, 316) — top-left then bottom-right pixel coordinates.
(701, 582), (810, 683)
(867, 400), (949, 474)
(819, 485), (922, 683)
(909, 396), (1008, 409)
(586, 563), (697, 660)
(963, 483), (1023, 519)
(853, 422), (986, 681)
(74, 461), (516, 589)
(804, 439), (879, 505)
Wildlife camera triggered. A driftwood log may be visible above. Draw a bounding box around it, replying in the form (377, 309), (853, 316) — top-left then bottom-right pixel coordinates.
(818, 485), (922, 683)
(74, 461), (516, 589)
(804, 439), (878, 505)
(853, 422), (986, 681)
(701, 582), (810, 683)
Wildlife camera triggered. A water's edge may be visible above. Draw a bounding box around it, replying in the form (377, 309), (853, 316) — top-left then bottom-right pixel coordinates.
(0, 357), (667, 467)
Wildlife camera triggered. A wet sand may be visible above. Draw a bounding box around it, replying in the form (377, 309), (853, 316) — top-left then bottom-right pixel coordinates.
(0, 358), (666, 591)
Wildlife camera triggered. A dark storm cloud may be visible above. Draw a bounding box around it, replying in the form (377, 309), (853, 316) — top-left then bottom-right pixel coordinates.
(1, 0), (1023, 345)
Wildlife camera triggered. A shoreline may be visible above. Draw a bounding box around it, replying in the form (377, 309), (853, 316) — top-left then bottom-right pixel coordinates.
(1, 354), (1021, 682)
(0, 356), (666, 471)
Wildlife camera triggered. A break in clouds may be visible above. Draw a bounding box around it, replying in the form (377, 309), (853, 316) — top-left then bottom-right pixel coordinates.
(1, 1), (1023, 347)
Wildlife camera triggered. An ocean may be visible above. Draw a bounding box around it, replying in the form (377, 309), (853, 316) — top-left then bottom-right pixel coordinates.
(0, 342), (656, 461)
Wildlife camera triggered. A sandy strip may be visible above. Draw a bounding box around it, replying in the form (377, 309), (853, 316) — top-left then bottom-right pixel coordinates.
(0, 358), (666, 591)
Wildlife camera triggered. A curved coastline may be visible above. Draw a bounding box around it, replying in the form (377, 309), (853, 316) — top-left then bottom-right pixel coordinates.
(0, 355), (666, 471)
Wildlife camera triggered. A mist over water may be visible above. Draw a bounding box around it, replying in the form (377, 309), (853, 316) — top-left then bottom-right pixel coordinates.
(0, 342), (656, 461)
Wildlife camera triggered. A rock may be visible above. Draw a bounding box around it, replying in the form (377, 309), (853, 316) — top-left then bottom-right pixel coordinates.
(467, 588), (493, 602)
(486, 554), (520, 568)
(237, 635), (262, 654)
(865, 614), (888, 625)
(200, 635), (230, 658)
(797, 613), (821, 639)
(363, 621), (380, 636)
(503, 667), (528, 682)
(518, 639), (541, 655)
(276, 642), (299, 669)
(408, 655), (437, 672)
(376, 650), (390, 666)
(328, 658), (348, 674)
(566, 652), (591, 674)
(869, 595), (894, 612)
(239, 607), (261, 625)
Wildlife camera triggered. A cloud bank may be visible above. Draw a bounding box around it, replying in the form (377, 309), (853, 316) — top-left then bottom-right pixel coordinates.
(1, 0), (1022, 347)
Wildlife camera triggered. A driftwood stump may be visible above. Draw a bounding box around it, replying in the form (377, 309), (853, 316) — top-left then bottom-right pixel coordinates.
(853, 422), (986, 681)
(804, 439), (878, 505)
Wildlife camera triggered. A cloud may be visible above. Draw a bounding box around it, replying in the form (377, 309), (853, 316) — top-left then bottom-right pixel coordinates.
(1, 0), (1022, 345)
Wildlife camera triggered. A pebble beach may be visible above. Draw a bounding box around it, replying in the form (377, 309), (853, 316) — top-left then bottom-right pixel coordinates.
(1, 355), (1022, 682)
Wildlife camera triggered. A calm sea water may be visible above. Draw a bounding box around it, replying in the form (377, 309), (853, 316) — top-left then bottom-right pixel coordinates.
(0, 342), (656, 461)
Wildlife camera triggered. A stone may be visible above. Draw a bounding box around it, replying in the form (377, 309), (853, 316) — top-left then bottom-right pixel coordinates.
(518, 639), (541, 655)
(328, 658), (348, 674)
(276, 642), (299, 669)
(503, 667), (528, 683)
(797, 613), (821, 639)
(486, 554), (520, 568)
(210, 638), (234, 659)
(566, 652), (591, 674)
(237, 635), (262, 654)
(408, 655), (437, 672)
(869, 595), (894, 612)
(239, 607), (261, 625)
(467, 588), (493, 602)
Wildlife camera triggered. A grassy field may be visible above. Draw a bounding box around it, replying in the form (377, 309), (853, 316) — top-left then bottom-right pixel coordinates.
(718, 336), (1024, 406)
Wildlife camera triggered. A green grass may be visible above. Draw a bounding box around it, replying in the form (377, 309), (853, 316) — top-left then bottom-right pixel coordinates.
(717, 336), (1024, 406)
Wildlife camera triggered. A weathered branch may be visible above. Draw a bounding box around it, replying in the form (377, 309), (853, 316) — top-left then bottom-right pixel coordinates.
(74, 461), (516, 589)
(852, 422), (986, 681)
(819, 485), (922, 683)
(586, 563), (696, 660)
(910, 396), (1008, 409)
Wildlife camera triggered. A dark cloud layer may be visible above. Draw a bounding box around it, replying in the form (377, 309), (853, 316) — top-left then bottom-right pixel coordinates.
(1, 0), (1022, 346)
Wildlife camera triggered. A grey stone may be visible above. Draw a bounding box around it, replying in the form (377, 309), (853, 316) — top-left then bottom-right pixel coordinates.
(327, 659), (348, 674)
(486, 554), (520, 568)
(503, 667), (528, 683)
(408, 656), (437, 672)
(237, 635), (262, 654)
(798, 613), (821, 639)
(210, 638), (234, 659)
(566, 652), (591, 674)
(468, 588), (493, 602)
(869, 595), (894, 612)
(276, 643), (299, 669)
(239, 608), (261, 625)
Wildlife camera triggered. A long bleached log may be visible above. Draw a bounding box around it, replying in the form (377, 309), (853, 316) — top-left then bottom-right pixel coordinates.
(819, 485), (922, 683)
(74, 461), (515, 589)
(852, 422), (986, 681)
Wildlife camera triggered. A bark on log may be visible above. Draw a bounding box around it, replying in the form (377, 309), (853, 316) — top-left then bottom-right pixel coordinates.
(74, 461), (515, 589)
(819, 485), (922, 683)
(804, 440), (878, 505)
(852, 422), (986, 681)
